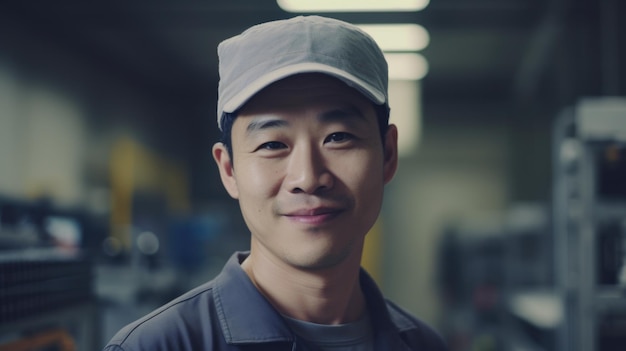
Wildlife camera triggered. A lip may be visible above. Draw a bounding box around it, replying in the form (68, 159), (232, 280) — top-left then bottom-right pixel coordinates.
(284, 207), (343, 225)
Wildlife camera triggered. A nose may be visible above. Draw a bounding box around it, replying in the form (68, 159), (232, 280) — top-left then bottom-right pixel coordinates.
(285, 143), (333, 194)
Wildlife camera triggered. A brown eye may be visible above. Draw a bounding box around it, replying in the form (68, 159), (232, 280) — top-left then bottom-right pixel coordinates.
(256, 141), (286, 151)
(325, 132), (353, 143)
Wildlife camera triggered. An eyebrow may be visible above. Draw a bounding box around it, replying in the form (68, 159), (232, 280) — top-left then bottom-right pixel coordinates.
(246, 118), (289, 135)
(245, 106), (366, 135)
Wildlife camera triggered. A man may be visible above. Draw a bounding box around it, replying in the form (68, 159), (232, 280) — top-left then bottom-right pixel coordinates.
(104, 15), (447, 351)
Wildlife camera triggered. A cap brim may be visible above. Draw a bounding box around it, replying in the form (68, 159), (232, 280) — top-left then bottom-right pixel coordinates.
(221, 62), (386, 114)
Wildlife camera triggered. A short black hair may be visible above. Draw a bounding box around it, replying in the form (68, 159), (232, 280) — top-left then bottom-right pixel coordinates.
(218, 104), (390, 162)
(219, 111), (237, 161)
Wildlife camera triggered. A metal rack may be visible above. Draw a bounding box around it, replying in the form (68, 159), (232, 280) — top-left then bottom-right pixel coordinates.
(553, 97), (626, 351)
(0, 198), (100, 350)
(0, 302), (99, 351)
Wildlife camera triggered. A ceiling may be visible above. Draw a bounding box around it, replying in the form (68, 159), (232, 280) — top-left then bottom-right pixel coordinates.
(2, 0), (578, 104)
(1, 0), (623, 203)
(3, 0), (623, 109)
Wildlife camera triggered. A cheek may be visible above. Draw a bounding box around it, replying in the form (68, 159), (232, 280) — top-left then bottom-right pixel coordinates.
(330, 153), (385, 213)
(336, 151), (384, 187)
(235, 158), (283, 198)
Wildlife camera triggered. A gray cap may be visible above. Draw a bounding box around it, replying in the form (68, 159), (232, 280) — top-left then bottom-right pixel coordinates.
(216, 15), (389, 130)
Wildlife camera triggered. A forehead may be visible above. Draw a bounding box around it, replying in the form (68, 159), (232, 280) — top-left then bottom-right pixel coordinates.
(238, 73), (374, 116)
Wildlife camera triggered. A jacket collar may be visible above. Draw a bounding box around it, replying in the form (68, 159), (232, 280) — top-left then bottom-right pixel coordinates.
(213, 252), (294, 345)
(213, 251), (418, 347)
(359, 268), (417, 334)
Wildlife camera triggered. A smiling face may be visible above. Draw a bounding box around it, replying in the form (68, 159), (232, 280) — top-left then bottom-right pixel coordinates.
(213, 73), (398, 271)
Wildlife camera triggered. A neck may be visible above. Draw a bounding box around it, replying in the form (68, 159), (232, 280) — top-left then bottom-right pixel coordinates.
(241, 245), (365, 325)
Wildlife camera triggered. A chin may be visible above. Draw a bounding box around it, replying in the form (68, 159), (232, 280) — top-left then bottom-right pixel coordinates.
(288, 247), (354, 271)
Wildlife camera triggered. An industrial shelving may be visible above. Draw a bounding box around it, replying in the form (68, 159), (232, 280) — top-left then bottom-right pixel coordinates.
(0, 198), (100, 350)
(553, 97), (626, 351)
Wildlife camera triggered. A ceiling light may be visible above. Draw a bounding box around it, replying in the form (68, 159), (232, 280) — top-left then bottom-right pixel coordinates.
(277, 0), (430, 12)
(358, 24), (429, 51)
(385, 53), (429, 80)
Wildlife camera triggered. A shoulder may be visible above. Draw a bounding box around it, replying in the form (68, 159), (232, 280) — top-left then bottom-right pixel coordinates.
(385, 300), (449, 351)
(104, 281), (220, 351)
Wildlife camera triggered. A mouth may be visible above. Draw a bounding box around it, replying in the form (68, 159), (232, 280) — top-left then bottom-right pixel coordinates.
(283, 207), (343, 225)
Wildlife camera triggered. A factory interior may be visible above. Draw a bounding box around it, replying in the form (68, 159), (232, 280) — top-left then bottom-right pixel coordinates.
(1, 0), (625, 350)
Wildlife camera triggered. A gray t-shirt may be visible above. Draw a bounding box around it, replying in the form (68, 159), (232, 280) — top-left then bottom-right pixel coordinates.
(283, 314), (374, 351)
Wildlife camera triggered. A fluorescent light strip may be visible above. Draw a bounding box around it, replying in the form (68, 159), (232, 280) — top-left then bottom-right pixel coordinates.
(358, 24), (429, 51)
(277, 0), (430, 12)
(385, 53), (429, 80)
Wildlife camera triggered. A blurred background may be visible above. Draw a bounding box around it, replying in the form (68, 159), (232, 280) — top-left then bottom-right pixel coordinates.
(0, 0), (625, 350)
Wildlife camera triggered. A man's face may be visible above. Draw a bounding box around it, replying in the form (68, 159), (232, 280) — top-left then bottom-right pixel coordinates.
(213, 73), (398, 270)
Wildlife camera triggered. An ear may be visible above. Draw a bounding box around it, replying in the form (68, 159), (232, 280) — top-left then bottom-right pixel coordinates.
(382, 124), (398, 184)
(212, 143), (240, 199)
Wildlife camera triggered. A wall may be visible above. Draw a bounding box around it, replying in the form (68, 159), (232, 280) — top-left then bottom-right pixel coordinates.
(381, 103), (512, 327)
(0, 61), (86, 205)
(0, 29), (200, 213)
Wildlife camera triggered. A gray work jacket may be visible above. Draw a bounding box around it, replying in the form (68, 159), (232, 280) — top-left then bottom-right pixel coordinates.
(104, 252), (448, 351)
